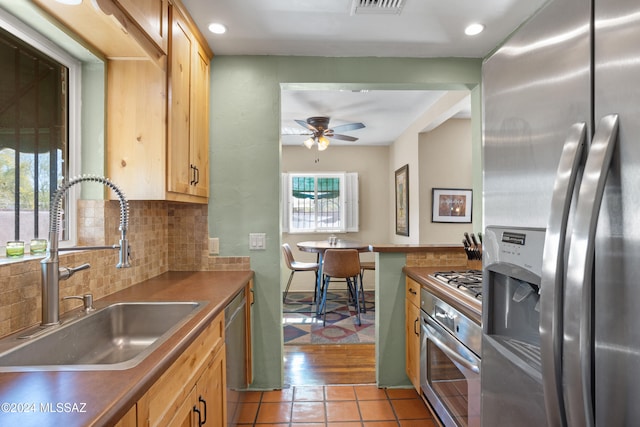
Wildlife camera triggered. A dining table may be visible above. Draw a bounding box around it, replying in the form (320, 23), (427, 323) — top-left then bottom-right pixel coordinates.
(297, 239), (370, 314)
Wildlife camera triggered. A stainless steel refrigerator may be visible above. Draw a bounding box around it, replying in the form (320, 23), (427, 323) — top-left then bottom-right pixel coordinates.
(481, 0), (640, 425)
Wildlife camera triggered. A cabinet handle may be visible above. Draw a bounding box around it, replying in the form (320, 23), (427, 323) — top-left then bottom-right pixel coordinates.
(194, 166), (200, 185)
(190, 164), (196, 185)
(409, 288), (417, 295)
(198, 396), (208, 425)
(193, 405), (202, 426)
(414, 317), (419, 336)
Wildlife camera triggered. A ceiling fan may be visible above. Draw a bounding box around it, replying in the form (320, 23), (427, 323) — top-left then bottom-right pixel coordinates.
(293, 116), (365, 151)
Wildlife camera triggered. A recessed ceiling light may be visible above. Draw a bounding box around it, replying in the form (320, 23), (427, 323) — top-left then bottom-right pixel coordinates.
(55, 0), (82, 4)
(208, 23), (227, 35)
(465, 23), (485, 36)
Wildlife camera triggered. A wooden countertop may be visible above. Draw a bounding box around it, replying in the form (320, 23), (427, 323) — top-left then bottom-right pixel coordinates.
(0, 270), (253, 427)
(403, 266), (481, 325)
(370, 244), (464, 253)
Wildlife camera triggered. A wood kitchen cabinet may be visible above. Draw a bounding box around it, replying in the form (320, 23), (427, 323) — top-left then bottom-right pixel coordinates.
(107, 0), (170, 53)
(34, 0), (212, 203)
(137, 312), (226, 426)
(405, 278), (421, 391)
(166, 346), (226, 427)
(114, 405), (137, 427)
(167, 5), (210, 201)
(107, 59), (168, 200)
(33, 0), (166, 62)
(246, 280), (254, 385)
(108, 1), (212, 204)
(109, 1), (211, 203)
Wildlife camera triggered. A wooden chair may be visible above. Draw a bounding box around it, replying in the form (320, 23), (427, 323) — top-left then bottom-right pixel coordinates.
(320, 249), (362, 326)
(282, 243), (319, 303)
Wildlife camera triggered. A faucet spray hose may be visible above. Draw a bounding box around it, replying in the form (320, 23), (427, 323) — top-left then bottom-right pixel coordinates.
(41, 175), (130, 326)
(48, 174), (129, 236)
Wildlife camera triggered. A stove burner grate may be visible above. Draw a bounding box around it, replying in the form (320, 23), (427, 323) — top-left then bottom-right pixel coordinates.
(433, 270), (483, 300)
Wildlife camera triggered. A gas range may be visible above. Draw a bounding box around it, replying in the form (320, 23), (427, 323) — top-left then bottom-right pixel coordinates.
(430, 269), (483, 301)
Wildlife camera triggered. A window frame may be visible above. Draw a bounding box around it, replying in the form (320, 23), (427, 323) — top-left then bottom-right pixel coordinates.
(0, 10), (81, 250)
(282, 172), (359, 234)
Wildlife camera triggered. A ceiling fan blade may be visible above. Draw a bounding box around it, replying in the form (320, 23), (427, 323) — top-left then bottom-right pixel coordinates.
(330, 122), (365, 132)
(295, 119), (318, 132)
(329, 133), (359, 142)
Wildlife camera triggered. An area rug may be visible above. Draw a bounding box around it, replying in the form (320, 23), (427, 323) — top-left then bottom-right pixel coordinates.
(283, 290), (375, 345)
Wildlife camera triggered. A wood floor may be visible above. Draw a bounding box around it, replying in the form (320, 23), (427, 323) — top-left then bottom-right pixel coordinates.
(284, 344), (376, 385)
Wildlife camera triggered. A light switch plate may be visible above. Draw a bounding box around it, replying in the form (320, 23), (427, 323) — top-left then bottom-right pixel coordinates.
(249, 233), (266, 250)
(209, 237), (219, 255)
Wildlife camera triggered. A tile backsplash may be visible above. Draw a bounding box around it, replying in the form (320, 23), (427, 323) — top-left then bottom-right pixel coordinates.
(406, 249), (468, 267)
(0, 200), (250, 338)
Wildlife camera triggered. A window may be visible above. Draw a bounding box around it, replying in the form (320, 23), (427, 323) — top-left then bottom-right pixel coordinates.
(282, 172), (358, 233)
(0, 12), (80, 247)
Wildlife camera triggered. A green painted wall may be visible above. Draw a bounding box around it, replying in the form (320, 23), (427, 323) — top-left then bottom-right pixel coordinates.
(209, 56), (482, 389)
(81, 62), (106, 199)
(375, 252), (410, 387)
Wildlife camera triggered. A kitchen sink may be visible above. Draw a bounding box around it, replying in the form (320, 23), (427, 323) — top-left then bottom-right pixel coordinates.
(0, 301), (206, 371)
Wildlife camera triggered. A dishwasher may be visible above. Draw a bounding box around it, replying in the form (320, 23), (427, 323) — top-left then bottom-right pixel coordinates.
(225, 289), (247, 426)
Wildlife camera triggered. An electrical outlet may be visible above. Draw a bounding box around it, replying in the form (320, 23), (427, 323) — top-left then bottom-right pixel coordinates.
(249, 233), (266, 250)
(209, 237), (219, 255)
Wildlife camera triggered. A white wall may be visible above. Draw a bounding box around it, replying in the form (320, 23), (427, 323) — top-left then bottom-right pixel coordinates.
(389, 91), (471, 243)
(419, 118), (474, 243)
(281, 145), (389, 292)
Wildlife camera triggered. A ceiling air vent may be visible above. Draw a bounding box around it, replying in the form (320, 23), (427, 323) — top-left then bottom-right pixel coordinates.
(351, 0), (406, 15)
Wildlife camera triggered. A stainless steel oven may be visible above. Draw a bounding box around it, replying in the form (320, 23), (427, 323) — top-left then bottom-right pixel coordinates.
(420, 287), (481, 427)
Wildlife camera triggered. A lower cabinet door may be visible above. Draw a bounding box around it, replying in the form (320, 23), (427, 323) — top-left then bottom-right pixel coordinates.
(197, 346), (226, 427)
(167, 387), (198, 427)
(406, 298), (421, 391)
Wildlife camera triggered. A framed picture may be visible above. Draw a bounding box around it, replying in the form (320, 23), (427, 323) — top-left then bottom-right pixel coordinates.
(395, 165), (409, 236)
(432, 188), (472, 223)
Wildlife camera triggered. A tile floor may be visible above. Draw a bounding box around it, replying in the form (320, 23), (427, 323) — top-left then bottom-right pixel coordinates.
(234, 384), (437, 427)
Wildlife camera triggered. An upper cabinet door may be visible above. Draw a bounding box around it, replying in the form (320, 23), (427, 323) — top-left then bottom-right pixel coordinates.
(167, 9), (193, 196)
(189, 43), (210, 198)
(113, 0), (169, 53)
(167, 5), (211, 201)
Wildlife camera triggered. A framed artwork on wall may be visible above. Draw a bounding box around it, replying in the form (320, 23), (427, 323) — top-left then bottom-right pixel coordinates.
(432, 188), (472, 223)
(395, 164), (409, 236)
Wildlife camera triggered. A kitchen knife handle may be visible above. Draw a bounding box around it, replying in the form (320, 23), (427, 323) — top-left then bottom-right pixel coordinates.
(564, 115), (618, 427)
(463, 239), (472, 260)
(464, 232), (473, 247)
(539, 122), (587, 427)
(470, 233), (480, 260)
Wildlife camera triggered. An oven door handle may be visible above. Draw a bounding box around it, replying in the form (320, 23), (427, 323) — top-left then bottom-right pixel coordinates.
(423, 315), (480, 374)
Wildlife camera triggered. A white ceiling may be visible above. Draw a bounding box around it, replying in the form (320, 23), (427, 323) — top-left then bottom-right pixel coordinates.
(280, 88), (457, 146)
(182, 0), (547, 147)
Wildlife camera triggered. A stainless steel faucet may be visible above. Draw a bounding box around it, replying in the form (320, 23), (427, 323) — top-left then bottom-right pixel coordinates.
(41, 175), (131, 326)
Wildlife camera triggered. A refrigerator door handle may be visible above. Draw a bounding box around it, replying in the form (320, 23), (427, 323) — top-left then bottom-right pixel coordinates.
(540, 122), (587, 427)
(564, 114), (619, 427)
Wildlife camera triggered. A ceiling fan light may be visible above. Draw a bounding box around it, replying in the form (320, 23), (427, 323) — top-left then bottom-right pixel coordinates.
(317, 136), (330, 151)
(303, 137), (315, 149)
